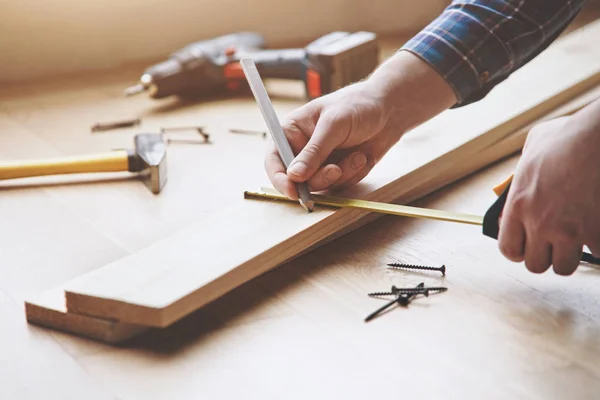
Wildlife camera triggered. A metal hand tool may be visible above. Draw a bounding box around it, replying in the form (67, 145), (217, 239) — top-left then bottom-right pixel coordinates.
(0, 133), (167, 194)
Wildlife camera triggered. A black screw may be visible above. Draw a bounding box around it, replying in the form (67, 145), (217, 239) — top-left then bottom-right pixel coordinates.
(368, 285), (447, 297)
(388, 263), (446, 276)
(364, 283), (424, 322)
(367, 285), (402, 297)
(397, 285), (426, 305)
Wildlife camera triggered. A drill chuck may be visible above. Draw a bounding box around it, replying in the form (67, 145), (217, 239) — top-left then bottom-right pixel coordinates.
(124, 56), (209, 99)
(124, 32), (266, 99)
(124, 73), (154, 97)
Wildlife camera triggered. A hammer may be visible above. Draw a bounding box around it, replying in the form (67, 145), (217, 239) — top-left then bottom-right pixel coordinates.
(0, 133), (167, 194)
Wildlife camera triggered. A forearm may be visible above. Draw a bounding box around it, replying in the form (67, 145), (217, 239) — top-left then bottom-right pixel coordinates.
(367, 51), (457, 135)
(399, 0), (585, 107)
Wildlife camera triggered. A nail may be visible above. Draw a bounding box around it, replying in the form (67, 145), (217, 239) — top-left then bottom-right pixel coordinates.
(324, 168), (342, 185)
(288, 162), (308, 178)
(350, 153), (367, 170)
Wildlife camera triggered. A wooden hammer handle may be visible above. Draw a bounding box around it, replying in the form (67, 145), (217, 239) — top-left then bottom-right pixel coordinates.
(0, 150), (131, 180)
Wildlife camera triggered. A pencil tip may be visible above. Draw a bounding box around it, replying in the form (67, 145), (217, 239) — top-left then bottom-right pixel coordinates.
(299, 200), (314, 213)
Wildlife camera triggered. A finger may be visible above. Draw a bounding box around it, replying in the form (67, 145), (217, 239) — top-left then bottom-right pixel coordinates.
(265, 100), (321, 198)
(331, 151), (368, 188)
(523, 237), (552, 274)
(334, 136), (396, 189)
(551, 241), (582, 276)
(281, 117), (311, 155)
(280, 100), (321, 154)
(287, 112), (349, 182)
(265, 147), (298, 200)
(497, 207), (526, 263)
(336, 155), (375, 189)
(284, 99), (321, 131)
(305, 164), (343, 191)
(266, 112), (312, 197)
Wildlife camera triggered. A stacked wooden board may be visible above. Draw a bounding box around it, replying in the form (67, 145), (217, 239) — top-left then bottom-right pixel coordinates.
(25, 20), (600, 343)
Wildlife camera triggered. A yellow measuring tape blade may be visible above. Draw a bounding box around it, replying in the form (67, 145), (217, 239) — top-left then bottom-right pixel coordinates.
(244, 187), (484, 226)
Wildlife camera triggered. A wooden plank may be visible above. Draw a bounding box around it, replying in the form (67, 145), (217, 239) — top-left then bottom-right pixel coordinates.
(61, 19), (600, 327)
(19, 123), (521, 342)
(25, 286), (147, 343)
(29, 20), (600, 330)
(63, 152), (600, 399)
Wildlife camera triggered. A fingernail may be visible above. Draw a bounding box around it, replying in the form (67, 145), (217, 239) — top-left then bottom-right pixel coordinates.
(288, 161), (308, 178)
(324, 168), (342, 185)
(351, 153), (367, 169)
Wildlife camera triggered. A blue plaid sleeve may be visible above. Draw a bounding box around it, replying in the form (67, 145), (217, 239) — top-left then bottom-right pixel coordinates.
(401, 0), (585, 107)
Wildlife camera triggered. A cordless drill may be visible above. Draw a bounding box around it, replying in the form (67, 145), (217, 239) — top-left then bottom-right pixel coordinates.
(124, 31), (379, 100)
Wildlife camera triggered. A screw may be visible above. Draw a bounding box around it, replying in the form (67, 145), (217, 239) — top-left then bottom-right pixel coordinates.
(160, 126), (210, 144)
(229, 128), (267, 138)
(90, 118), (141, 132)
(164, 137), (211, 145)
(367, 285), (403, 297)
(364, 283), (424, 322)
(387, 263), (446, 276)
(368, 285), (447, 297)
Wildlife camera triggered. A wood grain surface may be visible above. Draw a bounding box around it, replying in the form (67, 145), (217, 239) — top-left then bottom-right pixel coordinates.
(2, 12), (600, 399)
(53, 19), (600, 329)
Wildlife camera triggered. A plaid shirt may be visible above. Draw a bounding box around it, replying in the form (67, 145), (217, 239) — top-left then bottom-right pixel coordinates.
(401, 0), (585, 107)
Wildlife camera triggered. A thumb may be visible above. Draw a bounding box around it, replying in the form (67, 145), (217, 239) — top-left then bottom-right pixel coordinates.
(287, 113), (348, 182)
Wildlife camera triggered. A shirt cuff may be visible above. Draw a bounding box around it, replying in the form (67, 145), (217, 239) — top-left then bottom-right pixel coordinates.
(399, 1), (584, 108)
(399, 21), (508, 107)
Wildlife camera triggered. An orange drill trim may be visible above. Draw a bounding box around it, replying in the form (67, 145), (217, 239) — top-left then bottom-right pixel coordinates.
(493, 174), (514, 196)
(224, 62), (245, 79)
(226, 81), (241, 91)
(306, 69), (322, 98)
(224, 46), (237, 57)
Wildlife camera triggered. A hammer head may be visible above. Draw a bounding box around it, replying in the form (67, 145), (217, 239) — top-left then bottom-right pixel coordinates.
(129, 133), (167, 194)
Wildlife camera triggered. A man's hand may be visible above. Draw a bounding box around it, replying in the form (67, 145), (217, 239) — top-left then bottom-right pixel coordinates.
(265, 50), (457, 199)
(265, 81), (394, 198)
(498, 99), (600, 275)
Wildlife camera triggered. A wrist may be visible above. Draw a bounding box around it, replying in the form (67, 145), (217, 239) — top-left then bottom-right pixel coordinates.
(365, 50), (457, 134)
(570, 97), (600, 134)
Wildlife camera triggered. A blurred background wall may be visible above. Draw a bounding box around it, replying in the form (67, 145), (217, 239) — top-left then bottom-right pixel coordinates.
(1, 0), (599, 84)
(0, 0), (448, 84)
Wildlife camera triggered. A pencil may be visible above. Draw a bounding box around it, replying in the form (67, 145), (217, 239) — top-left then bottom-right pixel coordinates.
(240, 58), (314, 212)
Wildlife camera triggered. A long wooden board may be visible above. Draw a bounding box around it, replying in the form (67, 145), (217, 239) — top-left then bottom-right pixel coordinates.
(26, 20), (600, 330)
(22, 114), (535, 343)
(25, 287), (147, 343)
(24, 84), (600, 341)
(16, 123), (522, 342)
